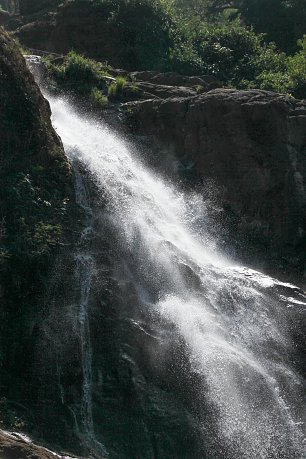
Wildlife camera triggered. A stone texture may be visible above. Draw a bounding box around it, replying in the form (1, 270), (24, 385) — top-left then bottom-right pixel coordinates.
(0, 26), (76, 451)
(127, 89), (306, 280)
(131, 71), (221, 90)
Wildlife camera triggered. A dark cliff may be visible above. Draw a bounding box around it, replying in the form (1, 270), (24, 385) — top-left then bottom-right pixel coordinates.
(0, 27), (75, 439)
(127, 88), (306, 282)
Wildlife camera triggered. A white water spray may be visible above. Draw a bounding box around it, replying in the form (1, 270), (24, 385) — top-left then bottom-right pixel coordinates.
(50, 97), (305, 459)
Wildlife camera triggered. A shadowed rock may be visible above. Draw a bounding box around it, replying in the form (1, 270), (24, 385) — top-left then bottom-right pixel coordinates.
(127, 89), (306, 280)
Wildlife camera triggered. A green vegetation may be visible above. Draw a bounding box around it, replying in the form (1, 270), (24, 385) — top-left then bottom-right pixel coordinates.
(46, 53), (134, 102)
(163, 0), (306, 96)
(195, 84), (205, 94)
(45, 51), (114, 105)
(44, 51), (111, 92)
(163, 0), (306, 54)
(254, 36), (306, 97)
(86, 0), (173, 70)
(5, 160), (66, 268)
(43, 1), (305, 98)
(0, 27), (70, 310)
(108, 76), (128, 98)
(90, 87), (108, 107)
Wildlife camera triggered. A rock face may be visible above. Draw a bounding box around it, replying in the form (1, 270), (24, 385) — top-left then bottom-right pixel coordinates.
(128, 89), (306, 281)
(131, 71), (221, 91)
(0, 26), (76, 448)
(128, 73), (221, 100)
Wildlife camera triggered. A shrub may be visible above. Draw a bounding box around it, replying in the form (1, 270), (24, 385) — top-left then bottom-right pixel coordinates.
(255, 36), (306, 97)
(116, 76), (127, 91)
(172, 22), (267, 84)
(287, 36), (306, 98)
(105, 0), (173, 70)
(195, 84), (205, 93)
(256, 71), (294, 94)
(90, 87), (108, 107)
(43, 3), (305, 99)
(108, 76), (128, 99)
(44, 51), (110, 92)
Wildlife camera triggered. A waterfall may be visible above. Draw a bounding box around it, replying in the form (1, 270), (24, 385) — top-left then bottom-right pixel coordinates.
(74, 163), (95, 439)
(49, 96), (305, 459)
(71, 163), (108, 456)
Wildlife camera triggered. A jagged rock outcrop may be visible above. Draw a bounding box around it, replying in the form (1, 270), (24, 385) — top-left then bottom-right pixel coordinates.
(128, 73), (221, 100)
(127, 89), (306, 281)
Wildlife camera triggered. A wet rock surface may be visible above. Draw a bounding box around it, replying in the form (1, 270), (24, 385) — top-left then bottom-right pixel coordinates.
(126, 89), (306, 281)
(0, 431), (85, 459)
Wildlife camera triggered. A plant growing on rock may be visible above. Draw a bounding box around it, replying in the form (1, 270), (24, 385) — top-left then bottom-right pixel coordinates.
(90, 87), (108, 107)
(44, 51), (110, 93)
(108, 76), (128, 99)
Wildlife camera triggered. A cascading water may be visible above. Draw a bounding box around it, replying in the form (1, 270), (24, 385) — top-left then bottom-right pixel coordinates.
(74, 167), (95, 440)
(49, 96), (305, 459)
(71, 163), (108, 456)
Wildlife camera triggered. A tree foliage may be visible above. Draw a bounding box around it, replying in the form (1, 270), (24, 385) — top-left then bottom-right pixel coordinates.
(163, 0), (306, 53)
(42, 0), (305, 98)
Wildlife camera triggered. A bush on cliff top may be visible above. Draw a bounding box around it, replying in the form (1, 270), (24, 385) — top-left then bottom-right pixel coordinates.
(46, 51), (111, 92)
(163, 0), (306, 54)
(166, 4), (305, 96)
(39, 0), (305, 98)
(45, 52), (137, 103)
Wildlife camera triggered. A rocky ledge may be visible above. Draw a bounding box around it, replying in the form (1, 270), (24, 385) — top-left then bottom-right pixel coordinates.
(0, 431), (82, 459)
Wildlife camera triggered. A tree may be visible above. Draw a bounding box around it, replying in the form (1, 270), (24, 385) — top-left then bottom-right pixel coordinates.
(239, 0), (306, 53)
(171, 0), (236, 20)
